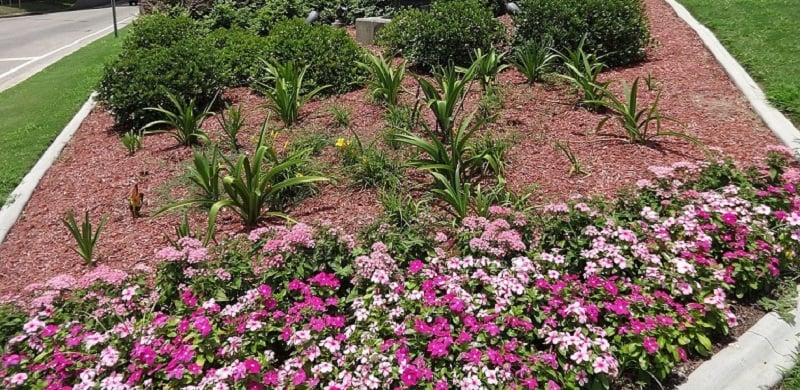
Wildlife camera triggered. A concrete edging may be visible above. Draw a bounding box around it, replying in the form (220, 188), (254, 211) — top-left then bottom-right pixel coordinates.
(0, 93), (97, 245)
(663, 0), (800, 389)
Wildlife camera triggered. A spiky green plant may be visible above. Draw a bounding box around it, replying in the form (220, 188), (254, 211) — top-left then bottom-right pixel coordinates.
(143, 91), (215, 146)
(358, 53), (407, 106)
(588, 78), (700, 145)
(61, 210), (107, 264)
(259, 60), (330, 127)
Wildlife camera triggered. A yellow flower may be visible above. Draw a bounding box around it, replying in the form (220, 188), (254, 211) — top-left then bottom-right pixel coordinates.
(335, 138), (348, 148)
(295, 172), (304, 178)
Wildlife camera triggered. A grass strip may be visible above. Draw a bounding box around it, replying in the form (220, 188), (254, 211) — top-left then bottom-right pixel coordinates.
(0, 27), (128, 207)
(678, 0), (800, 126)
(0, 0), (75, 16)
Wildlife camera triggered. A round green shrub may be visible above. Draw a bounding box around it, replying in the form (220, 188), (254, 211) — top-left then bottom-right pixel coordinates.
(207, 27), (270, 86)
(122, 13), (205, 51)
(375, 0), (506, 70)
(260, 18), (367, 95)
(512, 0), (651, 67)
(96, 38), (228, 130)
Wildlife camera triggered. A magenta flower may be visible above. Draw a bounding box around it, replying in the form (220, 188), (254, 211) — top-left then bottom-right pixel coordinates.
(721, 212), (738, 226)
(409, 260), (425, 273)
(258, 285), (272, 298)
(643, 336), (659, 354)
(293, 369), (307, 386)
(400, 365), (420, 386)
(426, 337), (452, 358)
(193, 316), (212, 337)
(243, 358), (261, 374)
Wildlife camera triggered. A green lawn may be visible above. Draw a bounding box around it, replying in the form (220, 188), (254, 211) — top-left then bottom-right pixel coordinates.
(0, 0), (75, 16)
(0, 28), (127, 207)
(678, 0), (800, 126)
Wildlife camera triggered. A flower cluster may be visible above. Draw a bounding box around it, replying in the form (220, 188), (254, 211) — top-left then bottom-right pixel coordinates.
(2, 149), (800, 389)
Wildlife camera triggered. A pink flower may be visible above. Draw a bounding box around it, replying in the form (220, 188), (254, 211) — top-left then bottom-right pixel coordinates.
(9, 372), (27, 385)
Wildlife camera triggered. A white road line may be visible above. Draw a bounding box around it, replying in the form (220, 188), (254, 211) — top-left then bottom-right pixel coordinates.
(0, 13), (136, 81)
(0, 57), (40, 62)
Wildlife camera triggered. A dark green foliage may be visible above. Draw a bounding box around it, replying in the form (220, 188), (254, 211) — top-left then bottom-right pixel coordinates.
(199, 0), (253, 30)
(248, 0), (308, 36)
(207, 27), (269, 86)
(0, 304), (26, 347)
(123, 13), (204, 51)
(96, 39), (227, 130)
(347, 0), (396, 19)
(512, 0), (650, 67)
(261, 18), (367, 95)
(376, 0), (506, 70)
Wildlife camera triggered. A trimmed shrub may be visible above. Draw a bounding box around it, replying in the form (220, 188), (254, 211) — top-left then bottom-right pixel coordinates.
(96, 39), (228, 130)
(247, 0), (307, 35)
(512, 0), (651, 67)
(260, 18), (366, 95)
(376, 0), (506, 70)
(199, 0), (253, 30)
(347, 0), (395, 19)
(122, 13), (205, 51)
(207, 27), (269, 86)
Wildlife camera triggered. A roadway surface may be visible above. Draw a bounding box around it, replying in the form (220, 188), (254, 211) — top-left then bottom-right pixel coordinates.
(0, 5), (139, 92)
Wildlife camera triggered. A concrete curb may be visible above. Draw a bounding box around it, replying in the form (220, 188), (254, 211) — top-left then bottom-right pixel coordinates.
(663, 1), (800, 389)
(0, 93), (97, 245)
(679, 294), (800, 389)
(663, 0), (800, 149)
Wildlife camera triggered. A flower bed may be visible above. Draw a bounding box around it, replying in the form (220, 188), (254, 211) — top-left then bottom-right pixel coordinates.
(2, 147), (799, 389)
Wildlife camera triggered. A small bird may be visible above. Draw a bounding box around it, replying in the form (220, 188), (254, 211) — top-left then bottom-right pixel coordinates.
(129, 184), (144, 218)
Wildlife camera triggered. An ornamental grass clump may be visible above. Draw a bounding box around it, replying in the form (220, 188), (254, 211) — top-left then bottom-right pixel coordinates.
(358, 52), (407, 107)
(589, 77), (701, 145)
(155, 121), (328, 244)
(258, 60), (330, 127)
(142, 91), (215, 147)
(4, 147), (800, 389)
(61, 210), (107, 264)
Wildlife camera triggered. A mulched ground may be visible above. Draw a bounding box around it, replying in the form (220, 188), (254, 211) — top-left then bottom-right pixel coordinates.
(0, 0), (781, 341)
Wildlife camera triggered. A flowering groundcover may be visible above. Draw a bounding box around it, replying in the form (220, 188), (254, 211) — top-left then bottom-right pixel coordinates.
(2, 147), (800, 389)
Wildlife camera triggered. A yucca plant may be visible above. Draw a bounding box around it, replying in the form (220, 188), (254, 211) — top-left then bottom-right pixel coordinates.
(358, 53), (407, 106)
(556, 36), (609, 111)
(511, 39), (557, 84)
(588, 78), (701, 146)
(460, 48), (509, 94)
(217, 103), (245, 151)
(395, 111), (496, 219)
(120, 130), (143, 156)
(156, 120), (329, 244)
(554, 140), (587, 176)
(187, 145), (222, 202)
(61, 210), (107, 264)
(259, 60), (330, 127)
(143, 91), (215, 146)
(417, 64), (477, 142)
(326, 104), (352, 128)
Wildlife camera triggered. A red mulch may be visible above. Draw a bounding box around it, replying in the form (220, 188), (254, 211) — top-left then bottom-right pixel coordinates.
(0, 0), (782, 305)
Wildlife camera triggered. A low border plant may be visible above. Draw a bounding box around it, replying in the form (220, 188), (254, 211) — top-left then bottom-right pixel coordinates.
(142, 91), (214, 146)
(60, 209), (107, 264)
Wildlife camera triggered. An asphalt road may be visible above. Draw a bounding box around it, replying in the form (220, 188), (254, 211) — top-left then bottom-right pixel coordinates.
(0, 5), (139, 92)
